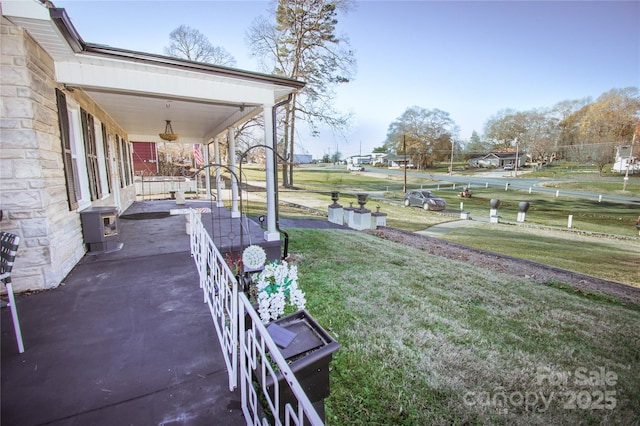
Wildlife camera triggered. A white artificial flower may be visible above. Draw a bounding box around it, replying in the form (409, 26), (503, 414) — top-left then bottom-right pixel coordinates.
(242, 245), (267, 270)
(254, 259), (307, 323)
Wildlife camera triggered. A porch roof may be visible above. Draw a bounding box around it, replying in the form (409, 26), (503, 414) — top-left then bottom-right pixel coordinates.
(3, 0), (305, 144)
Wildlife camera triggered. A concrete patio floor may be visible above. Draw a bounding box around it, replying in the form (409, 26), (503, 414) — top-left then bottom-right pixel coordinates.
(1, 199), (349, 425)
(1, 200), (253, 426)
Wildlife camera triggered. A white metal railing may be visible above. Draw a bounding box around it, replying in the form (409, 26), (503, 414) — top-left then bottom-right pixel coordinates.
(135, 176), (196, 199)
(239, 293), (324, 426)
(189, 209), (324, 425)
(190, 209), (237, 390)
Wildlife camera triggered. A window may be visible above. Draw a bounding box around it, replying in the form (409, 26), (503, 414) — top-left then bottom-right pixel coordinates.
(101, 124), (113, 194)
(55, 89), (92, 210)
(116, 135), (125, 188)
(125, 140), (133, 185)
(55, 89), (78, 210)
(81, 109), (102, 200)
(119, 137), (133, 187)
(68, 104), (91, 209)
(94, 120), (111, 197)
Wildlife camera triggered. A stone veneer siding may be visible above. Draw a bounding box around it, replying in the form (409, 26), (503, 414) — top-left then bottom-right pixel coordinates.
(1, 17), (135, 292)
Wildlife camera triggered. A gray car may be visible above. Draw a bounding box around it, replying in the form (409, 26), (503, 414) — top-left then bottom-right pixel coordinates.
(403, 190), (446, 211)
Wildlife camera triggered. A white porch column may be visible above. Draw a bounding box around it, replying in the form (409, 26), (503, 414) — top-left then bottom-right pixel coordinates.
(228, 127), (240, 218)
(204, 142), (212, 200)
(263, 103), (279, 241)
(214, 137), (224, 207)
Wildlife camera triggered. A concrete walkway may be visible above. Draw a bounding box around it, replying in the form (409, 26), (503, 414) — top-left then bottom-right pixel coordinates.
(415, 218), (482, 237)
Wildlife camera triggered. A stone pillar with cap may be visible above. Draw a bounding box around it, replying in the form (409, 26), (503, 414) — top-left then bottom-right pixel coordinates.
(328, 191), (344, 225)
(351, 193), (371, 230)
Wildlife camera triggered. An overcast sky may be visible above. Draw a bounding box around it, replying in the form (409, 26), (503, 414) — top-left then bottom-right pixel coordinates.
(54, 0), (639, 159)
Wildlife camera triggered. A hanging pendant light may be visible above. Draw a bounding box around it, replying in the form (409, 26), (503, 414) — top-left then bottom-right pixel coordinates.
(159, 120), (179, 141)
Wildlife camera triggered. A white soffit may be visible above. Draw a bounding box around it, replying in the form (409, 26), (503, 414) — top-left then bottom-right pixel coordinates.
(2, 2), (77, 59)
(55, 57), (279, 105)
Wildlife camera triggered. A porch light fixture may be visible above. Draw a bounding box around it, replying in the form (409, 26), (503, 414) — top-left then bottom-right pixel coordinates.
(159, 120), (179, 141)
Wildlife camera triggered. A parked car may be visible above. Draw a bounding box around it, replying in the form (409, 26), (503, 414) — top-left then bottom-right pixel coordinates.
(347, 163), (365, 171)
(503, 163), (514, 170)
(403, 190), (446, 211)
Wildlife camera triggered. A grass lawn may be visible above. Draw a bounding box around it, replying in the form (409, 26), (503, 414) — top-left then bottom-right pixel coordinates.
(383, 187), (639, 237)
(232, 166), (639, 283)
(437, 222), (640, 287)
(289, 229), (640, 425)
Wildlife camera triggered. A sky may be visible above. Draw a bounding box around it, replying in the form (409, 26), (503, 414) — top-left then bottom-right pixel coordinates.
(53, 0), (639, 159)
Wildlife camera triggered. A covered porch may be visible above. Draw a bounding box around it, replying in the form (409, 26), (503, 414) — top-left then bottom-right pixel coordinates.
(1, 200), (245, 425)
(2, 4), (325, 424)
(1, 1), (304, 294)
(2, 200), (336, 424)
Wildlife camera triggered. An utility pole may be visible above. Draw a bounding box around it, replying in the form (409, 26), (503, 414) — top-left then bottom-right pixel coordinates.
(514, 137), (519, 178)
(623, 122), (638, 191)
(449, 139), (454, 176)
(403, 134), (407, 194)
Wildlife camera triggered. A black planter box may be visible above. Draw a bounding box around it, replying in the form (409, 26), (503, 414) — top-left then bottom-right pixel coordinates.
(259, 310), (340, 422)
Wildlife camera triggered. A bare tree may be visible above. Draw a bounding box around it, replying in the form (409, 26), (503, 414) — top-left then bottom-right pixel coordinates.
(517, 109), (559, 164)
(483, 109), (528, 150)
(165, 25), (236, 66)
(385, 107), (459, 169)
(247, 0), (356, 187)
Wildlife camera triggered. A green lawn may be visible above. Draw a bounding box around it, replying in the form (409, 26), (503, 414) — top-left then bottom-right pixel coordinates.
(424, 188), (640, 237)
(233, 164), (639, 284)
(437, 222), (640, 287)
(290, 229), (640, 425)
(235, 165), (640, 423)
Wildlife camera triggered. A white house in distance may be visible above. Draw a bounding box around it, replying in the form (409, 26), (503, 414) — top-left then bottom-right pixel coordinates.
(612, 145), (639, 174)
(468, 152), (526, 168)
(0, 0), (304, 293)
(346, 154), (372, 165)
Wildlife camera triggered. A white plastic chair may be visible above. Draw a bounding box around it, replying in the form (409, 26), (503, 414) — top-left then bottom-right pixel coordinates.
(1, 231), (24, 353)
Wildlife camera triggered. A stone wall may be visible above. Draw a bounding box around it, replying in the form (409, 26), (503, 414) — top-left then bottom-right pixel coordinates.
(0, 17), (135, 292)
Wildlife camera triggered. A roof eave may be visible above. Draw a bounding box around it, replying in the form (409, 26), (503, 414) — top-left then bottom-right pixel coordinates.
(48, 7), (305, 90)
(49, 7), (84, 53)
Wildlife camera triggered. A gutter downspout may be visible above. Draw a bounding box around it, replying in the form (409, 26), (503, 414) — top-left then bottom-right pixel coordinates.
(272, 94), (293, 259)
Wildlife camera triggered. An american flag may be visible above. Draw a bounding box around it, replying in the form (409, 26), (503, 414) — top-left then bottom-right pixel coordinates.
(193, 144), (204, 165)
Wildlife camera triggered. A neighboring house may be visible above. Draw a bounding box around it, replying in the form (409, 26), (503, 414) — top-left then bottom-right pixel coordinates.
(467, 154), (485, 168)
(346, 155), (372, 165)
(612, 145), (639, 174)
(132, 142), (158, 176)
(370, 152), (387, 166)
(385, 154), (413, 169)
(0, 1), (303, 293)
(468, 152), (525, 168)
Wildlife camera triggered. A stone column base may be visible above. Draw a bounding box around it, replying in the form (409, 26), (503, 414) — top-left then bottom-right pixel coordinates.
(351, 211), (371, 230)
(371, 212), (387, 229)
(328, 206), (343, 225)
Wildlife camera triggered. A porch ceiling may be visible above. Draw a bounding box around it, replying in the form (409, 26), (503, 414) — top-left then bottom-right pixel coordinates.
(78, 88), (263, 144)
(3, 1), (303, 144)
